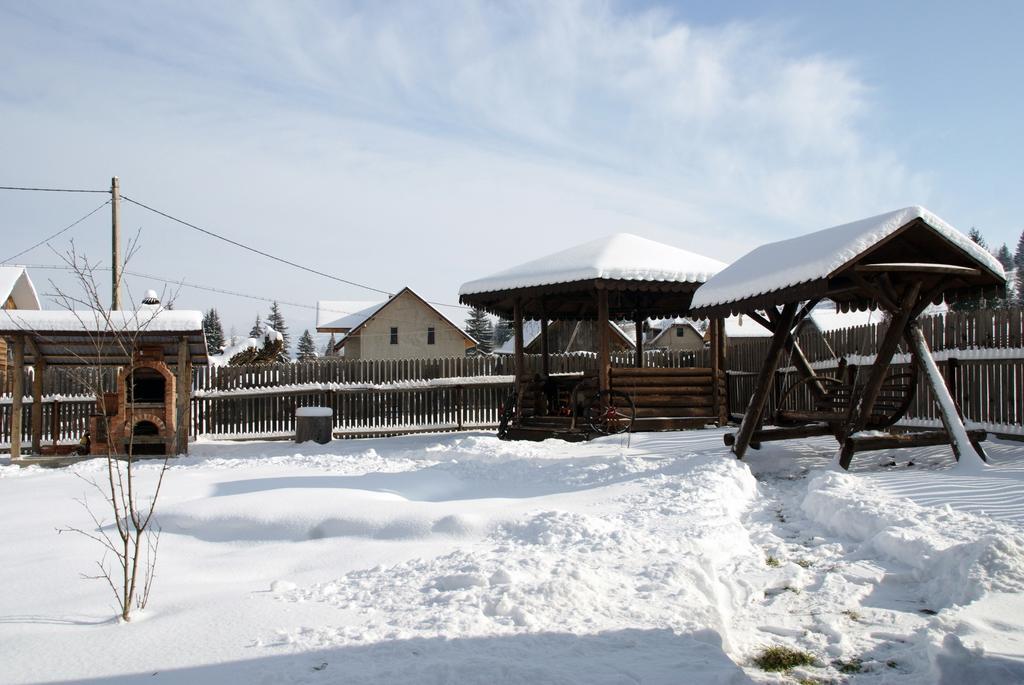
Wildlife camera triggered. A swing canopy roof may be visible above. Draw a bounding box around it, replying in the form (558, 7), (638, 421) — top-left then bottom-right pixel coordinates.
(690, 206), (1005, 318)
(459, 233), (726, 321)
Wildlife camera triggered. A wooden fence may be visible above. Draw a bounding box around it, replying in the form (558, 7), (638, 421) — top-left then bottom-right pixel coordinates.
(6, 307), (1024, 445)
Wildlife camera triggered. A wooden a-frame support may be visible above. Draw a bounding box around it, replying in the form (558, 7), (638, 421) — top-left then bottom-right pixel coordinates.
(730, 269), (987, 469)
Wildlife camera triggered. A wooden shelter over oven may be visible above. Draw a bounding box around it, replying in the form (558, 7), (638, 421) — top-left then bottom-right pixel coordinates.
(0, 305), (207, 461)
(460, 233), (728, 440)
(690, 205), (1005, 469)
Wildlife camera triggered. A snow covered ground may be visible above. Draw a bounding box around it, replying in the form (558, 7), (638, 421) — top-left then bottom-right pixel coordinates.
(1, 429), (1023, 684)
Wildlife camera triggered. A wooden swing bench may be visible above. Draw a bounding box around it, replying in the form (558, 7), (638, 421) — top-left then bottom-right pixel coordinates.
(692, 207), (1006, 470)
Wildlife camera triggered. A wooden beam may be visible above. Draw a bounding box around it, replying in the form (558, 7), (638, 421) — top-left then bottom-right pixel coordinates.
(513, 298), (525, 388)
(30, 353), (45, 455)
(540, 305), (549, 377)
(855, 263), (982, 276)
(634, 314), (644, 369)
(710, 317), (721, 425)
(907, 321), (986, 464)
(175, 337), (191, 455)
(597, 288), (610, 393)
(732, 301), (798, 459)
(10, 336), (24, 459)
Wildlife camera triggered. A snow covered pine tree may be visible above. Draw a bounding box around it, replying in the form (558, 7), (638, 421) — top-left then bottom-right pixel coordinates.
(297, 329), (318, 361)
(202, 308), (225, 355)
(465, 307), (494, 354)
(266, 301), (291, 361)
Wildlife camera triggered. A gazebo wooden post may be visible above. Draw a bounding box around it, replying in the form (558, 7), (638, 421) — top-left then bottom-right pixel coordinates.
(540, 301), (549, 378)
(29, 339), (45, 455)
(710, 318), (721, 426)
(513, 298), (525, 387)
(10, 335), (25, 459)
(175, 337), (191, 455)
(732, 303), (798, 459)
(634, 314), (644, 368)
(596, 288), (610, 393)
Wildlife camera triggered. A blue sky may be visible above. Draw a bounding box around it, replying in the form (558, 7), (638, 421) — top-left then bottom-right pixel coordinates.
(1, 1), (1021, 346)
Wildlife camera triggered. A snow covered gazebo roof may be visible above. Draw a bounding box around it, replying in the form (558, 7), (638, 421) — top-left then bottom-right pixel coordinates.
(459, 233), (726, 320)
(691, 206), (1005, 318)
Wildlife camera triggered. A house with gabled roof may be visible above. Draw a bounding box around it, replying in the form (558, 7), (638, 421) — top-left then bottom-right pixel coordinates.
(646, 318), (705, 352)
(316, 287), (477, 360)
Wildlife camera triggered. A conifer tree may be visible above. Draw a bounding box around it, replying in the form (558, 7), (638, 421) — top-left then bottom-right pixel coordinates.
(249, 314), (263, 338)
(493, 318), (514, 350)
(202, 308), (225, 355)
(297, 329), (318, 361)
(967, 227), (987, 250)
(952, 228), (989, 312)
(996, 244), (1013, 270)
(464, 307), (494, 354)
(266, 301), (291, 361)
(1014, 229), (1024, 270)
(323, 333), (337, 357)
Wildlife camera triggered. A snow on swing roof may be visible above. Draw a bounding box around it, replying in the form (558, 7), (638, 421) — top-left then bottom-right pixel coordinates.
(691, 206), (1005, 311)
(459, 233), (727, 296)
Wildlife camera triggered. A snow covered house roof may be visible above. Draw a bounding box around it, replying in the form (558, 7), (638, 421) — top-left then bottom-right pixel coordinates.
(460, 233), (726, 321)
(691, 206), (1005, 317)
(0, 307), (208, 366)
(0, 266), (41, 310)
(316, 300), (388, 332)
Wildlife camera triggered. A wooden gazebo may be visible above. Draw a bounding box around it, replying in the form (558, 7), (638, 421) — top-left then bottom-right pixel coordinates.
(690, 206), (1005, 469)
(460, 233), (728, 440)
(0, 307), (207, 461)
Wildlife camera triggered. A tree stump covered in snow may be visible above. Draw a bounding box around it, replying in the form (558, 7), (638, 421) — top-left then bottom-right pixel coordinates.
(295, 407), (333, 444)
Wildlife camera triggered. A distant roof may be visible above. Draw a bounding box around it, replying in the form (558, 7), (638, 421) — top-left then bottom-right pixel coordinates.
(691, 206), (1005, 315)
(316, 300), (386, 332)
(0, 266), (40, 310)
(0, 307), (208, 366)
(460, 233), (726, 296)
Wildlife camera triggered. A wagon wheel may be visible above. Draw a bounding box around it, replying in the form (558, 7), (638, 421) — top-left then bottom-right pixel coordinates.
(497, 390), (517, 440)
(585, 390), (636, 435)
(864, 353), (919, 429)
(774, 375), (847, 427)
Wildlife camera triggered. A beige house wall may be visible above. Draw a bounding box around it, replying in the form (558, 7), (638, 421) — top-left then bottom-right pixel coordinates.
(345, 290), (469, 360)
(649, 325), (705, 352)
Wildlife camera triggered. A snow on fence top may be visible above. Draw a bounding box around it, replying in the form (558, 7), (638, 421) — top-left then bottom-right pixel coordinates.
(691, 206), (1005, 311)
(459, 233), (727, 295)
(0, 308), (203, 333)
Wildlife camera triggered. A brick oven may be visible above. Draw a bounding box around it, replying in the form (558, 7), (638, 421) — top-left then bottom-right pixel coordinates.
(90, 346), (177, 456)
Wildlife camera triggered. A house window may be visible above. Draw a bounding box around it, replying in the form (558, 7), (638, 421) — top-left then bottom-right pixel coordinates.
(390, 327), (398, 345)
(675, 327), (685, 337)
(427, 327), (435, 345)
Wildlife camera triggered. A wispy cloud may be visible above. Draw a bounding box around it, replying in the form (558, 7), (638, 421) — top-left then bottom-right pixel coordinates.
(0, 1), (928, 329)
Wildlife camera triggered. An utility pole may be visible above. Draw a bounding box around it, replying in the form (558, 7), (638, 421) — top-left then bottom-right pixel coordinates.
(111, 176), (121, 310)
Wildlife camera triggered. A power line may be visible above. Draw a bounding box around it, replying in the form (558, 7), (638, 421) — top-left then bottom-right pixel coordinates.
(2, 200), (111, 263)
(17, 263), (470, 335)
(120, 194), (394, 297)
(120, 194), (469, 310)
(0, 185), (109, 194)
